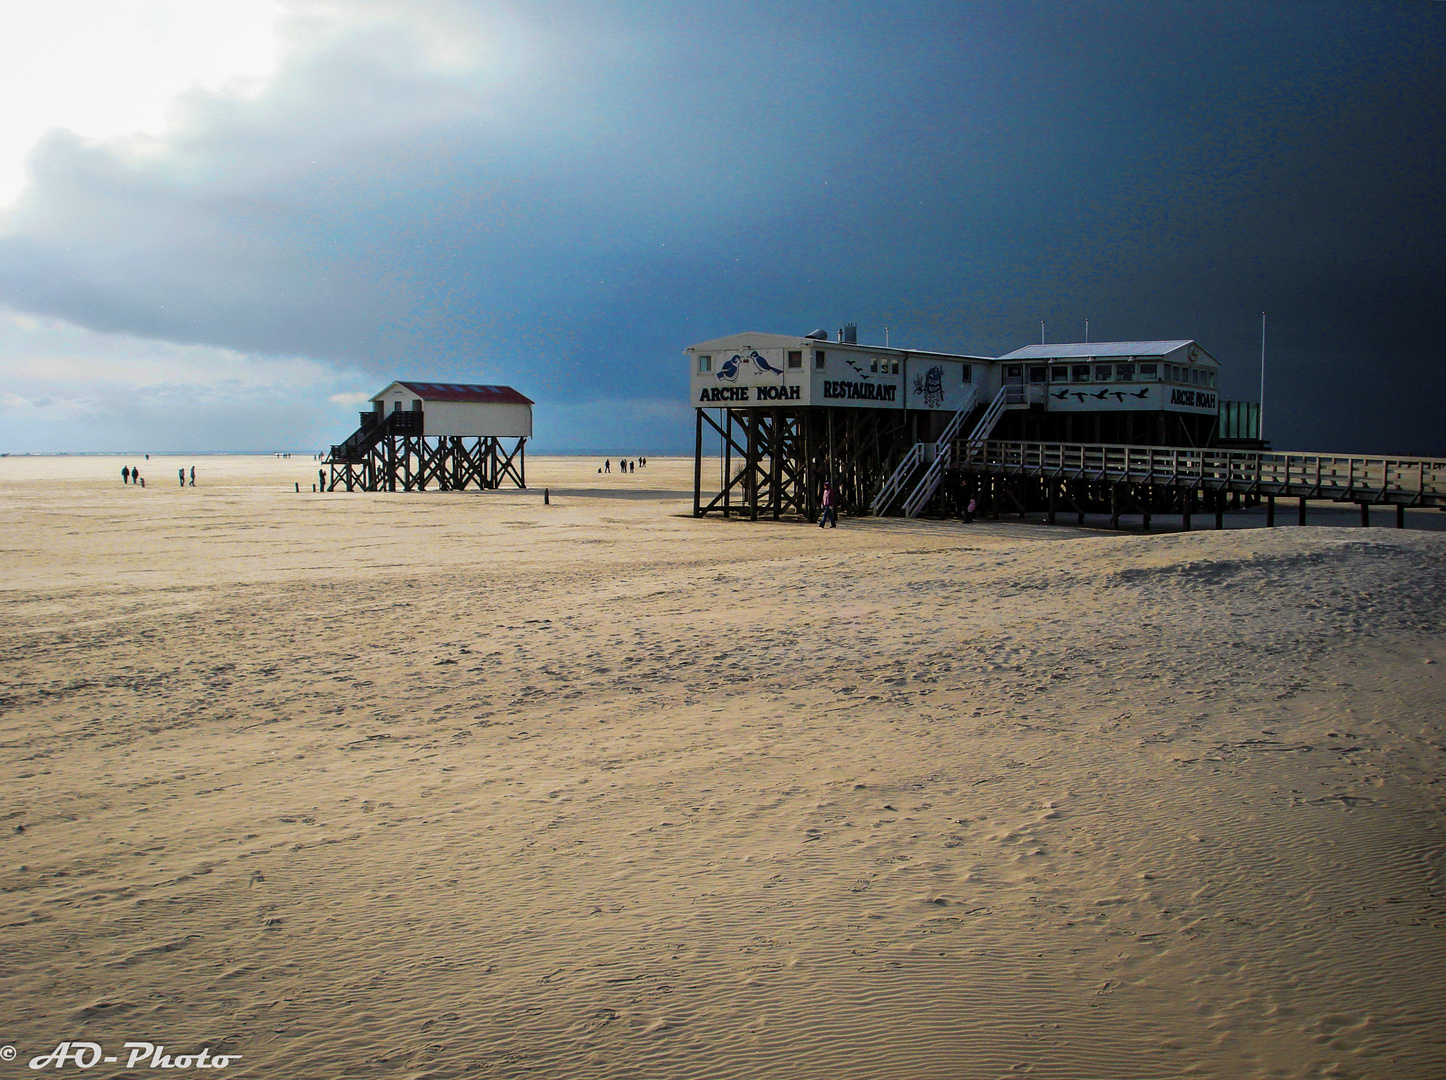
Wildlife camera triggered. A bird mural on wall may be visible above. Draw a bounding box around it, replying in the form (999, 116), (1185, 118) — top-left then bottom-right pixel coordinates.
(717, 350), (783, 382)
(1051, 386), (1152, 403)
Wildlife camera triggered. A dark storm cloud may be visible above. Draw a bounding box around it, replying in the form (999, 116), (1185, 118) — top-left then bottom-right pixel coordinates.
(1, 0), (1442, 453)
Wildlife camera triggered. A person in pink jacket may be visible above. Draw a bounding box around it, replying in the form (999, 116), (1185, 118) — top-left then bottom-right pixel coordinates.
(819, 480), (837, 528)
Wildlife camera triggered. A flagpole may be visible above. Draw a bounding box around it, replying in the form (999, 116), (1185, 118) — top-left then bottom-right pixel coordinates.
(1259, 311), (1266, 442)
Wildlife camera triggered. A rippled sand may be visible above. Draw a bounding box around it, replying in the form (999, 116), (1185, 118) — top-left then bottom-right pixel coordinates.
(2, 454), (1444, 1079)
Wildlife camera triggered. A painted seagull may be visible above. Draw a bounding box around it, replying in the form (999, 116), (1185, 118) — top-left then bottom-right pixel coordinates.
(1092, 389), (1111, 400)
(1130, 387), (1150, 399)
(1052, 389), (1070, 400)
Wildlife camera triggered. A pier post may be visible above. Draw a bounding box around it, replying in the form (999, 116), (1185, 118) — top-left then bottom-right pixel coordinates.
(1047, 482), (1057, 525)
(1266, 495), (1275, 527)
(1359, 502), (1370, 528)
(1214, 492), (1224, 531)
(1298, 497), (1307, 525)
(1396, 504), (1405, 529)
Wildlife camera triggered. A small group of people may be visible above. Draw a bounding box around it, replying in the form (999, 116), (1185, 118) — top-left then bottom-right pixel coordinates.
(600, 457), (647, 475)
(119, 464), (196, 487)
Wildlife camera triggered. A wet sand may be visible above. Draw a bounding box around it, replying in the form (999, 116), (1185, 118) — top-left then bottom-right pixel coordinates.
(2, 454), (1444, 1079)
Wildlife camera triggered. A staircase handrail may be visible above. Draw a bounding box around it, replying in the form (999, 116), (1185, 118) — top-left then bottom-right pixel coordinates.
(871, 442), (924, 515)
(902, 442), (953, 518)
(965, 390), (1008, 447)
(932, 388), (977, 451)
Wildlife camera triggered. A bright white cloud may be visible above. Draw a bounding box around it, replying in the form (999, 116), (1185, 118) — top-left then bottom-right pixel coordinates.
(0, 1), (545, 208)
(0, 1), (288, 206)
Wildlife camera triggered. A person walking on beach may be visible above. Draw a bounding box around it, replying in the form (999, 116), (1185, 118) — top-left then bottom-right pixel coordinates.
(122, 466), (130, 484)
(189, 466), (195, 487)
(179, 468), (185, 487)
(819, 480), (837, 528)
(964, 495), (977, 523)
(605, 460), (611, 473)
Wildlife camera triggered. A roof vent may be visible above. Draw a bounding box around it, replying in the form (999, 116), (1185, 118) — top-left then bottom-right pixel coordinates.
(805, 328), (829, 340)
(843, 322), (857, 344)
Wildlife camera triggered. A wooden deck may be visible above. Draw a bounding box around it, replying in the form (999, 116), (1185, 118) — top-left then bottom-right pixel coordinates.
(947, 440), (1446, 528)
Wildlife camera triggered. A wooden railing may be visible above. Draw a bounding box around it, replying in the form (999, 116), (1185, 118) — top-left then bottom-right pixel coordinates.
(951, 440), (1446, 507)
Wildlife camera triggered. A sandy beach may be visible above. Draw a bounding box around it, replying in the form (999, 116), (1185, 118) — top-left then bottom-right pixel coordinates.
(1, 454), (1443, 1079)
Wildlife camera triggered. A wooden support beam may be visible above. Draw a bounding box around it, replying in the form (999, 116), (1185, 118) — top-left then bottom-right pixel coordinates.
(1397, 503), (1406, 529)
(693, 409), (703, 517)
(1299, 497), (1307, 526)
(1360, 501), (1370, 528)
(1266, 494), (1275, 527)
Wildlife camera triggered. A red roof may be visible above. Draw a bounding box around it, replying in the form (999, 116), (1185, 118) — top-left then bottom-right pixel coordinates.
(397, 381), (534, 405)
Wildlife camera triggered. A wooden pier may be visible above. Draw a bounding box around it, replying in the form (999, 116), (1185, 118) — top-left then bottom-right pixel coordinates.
(948, 440), (1446, 529)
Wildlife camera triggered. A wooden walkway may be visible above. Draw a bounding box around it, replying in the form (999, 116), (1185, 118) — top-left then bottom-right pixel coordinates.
(948, 440), (1446, 529)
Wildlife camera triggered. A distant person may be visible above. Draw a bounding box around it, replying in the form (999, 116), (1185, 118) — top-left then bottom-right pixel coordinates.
(189, 466), (195, 487)
(318, 468), (325, 490)
(179, 468), (186, 487)
(122, 466), (130, 484)
(819, 481), (836, 528)
(133, 468), (142, 486)
(628, 460), (634, 474)
(964, 496), (977, 524)
(605, 460), (611, 473)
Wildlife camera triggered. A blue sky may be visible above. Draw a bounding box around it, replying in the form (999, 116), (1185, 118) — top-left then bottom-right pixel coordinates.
(1, 1), (1442, 455)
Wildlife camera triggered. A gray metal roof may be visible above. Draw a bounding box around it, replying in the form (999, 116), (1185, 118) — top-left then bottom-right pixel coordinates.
(998, 340), (1195, 361)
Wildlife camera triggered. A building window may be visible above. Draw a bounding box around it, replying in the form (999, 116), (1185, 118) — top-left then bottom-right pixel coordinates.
(787, 350), (802, 369)
(1050, 366), (1068, 383)
(891, 359), (900, 374)
(814, 350), (826, 370)
(1028, 366), (1047, 384)
(698, 354), (712, 373)
(1138, 363), (1158, 380)
(1072, 364), (1091, 382)
(870, 359), (879, 373)
(411, 399), (422, 411)
(1205, 370), (1216, 388)
(1115, 362), (1135, 381)
(1095, 364), (1114, 382)
(1190, 368), (1200, 385)
(961, 364), (972, 383)
(1004, 364), (1023, 385)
